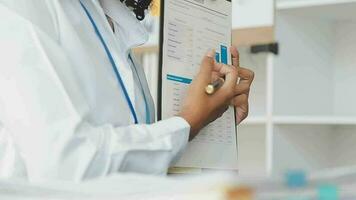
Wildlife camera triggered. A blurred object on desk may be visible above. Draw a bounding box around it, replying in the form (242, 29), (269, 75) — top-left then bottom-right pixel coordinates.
(1, 166), (356, 199)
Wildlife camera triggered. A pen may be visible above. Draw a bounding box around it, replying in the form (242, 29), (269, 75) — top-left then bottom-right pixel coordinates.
(205, 78), (225, 95)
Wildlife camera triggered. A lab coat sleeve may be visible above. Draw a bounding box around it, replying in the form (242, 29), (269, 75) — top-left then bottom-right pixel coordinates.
(0, 8), (190, 182)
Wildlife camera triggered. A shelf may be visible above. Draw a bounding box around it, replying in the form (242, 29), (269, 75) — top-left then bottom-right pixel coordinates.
(273, 116), (356, 125)
(277, 0), (356, 20)
(277, 0), (356, 9)
(310, 165), (356, 180)
(232, 26), (275, 47)
(240, 116), (267, 125)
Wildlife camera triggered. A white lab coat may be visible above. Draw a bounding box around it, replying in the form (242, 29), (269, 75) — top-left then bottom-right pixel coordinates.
(0, 0), (190, 182)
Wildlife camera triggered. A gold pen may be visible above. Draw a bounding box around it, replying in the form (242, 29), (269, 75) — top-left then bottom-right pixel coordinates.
(205, 78), (225, 95)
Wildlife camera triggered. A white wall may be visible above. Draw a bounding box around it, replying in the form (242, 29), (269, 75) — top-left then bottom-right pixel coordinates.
(333, 22), (356, 116)
(232, 0), (275, 29)
(274, 13), (335, 116)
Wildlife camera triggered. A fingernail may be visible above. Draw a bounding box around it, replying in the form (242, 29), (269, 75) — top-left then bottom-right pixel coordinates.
(206, 49), (215, 58)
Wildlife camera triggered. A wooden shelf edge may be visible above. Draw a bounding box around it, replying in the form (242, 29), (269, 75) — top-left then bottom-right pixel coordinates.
(232, 26), (275, 47)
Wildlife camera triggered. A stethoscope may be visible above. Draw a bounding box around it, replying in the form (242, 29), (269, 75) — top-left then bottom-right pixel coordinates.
(79, 1), (150, 124)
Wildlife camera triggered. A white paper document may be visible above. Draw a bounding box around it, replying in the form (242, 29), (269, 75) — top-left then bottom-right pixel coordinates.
(160, 0), (238, 169)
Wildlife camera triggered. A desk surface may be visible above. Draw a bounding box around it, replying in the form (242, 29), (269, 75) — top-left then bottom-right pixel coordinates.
(1, 168), (356, 200)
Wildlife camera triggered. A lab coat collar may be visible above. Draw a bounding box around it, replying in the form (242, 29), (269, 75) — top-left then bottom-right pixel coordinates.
(99, 0), (148, 53)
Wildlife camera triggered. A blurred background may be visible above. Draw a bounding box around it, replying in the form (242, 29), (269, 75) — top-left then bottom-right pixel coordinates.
(134, 0), (356, 179)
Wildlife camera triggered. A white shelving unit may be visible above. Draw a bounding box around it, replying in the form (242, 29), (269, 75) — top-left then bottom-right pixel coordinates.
(134, 0), (356, 178)
(240, 116), (267, 125)
(273, 116), (356, 125)
(238, 0), (356, 177)
(277, 0), (356, 11)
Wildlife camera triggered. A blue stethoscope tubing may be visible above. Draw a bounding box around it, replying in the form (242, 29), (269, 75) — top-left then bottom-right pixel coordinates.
(79, 1), (150, 124)
(129, 54), (152, 125)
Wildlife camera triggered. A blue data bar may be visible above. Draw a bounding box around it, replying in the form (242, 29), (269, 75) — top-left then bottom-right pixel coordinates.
(215, 52), (220, 63)
(167, 74), (192, 84)
(221, 45), (228, 64)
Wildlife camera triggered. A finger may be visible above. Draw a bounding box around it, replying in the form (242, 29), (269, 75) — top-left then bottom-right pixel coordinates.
(232, 94), (249, 124)
(217, 64), (238, 91)
(212, 62), (240, 99)
(237, 67), (254, 86)
(232, 93), (248, 106)
(236, 105), (249, 124)
(234, 83), (250, 96)
(213, 62), (237, 77)
(199, 49), (216, 76)
(212, 61), (224, 72)
(211, 71), (223, 82)
(211, 71), (220, 79)
(217, 105), (230, 119)
(230, 46), (240, 68)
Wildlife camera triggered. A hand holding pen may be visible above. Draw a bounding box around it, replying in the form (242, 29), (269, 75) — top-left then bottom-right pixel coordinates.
(178, 49), (247, 139)
(230, 46), (254, 124)
(205, 47), (254, 124)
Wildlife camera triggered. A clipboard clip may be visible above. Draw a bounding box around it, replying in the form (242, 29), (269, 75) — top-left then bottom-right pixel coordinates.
(120, 0), (152, 21)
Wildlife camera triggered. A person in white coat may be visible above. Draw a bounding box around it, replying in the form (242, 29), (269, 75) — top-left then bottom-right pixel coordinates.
(0, 0), (254, 182)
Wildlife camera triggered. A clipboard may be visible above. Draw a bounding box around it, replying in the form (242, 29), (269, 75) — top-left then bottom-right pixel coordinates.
(157, 0), (238, 170)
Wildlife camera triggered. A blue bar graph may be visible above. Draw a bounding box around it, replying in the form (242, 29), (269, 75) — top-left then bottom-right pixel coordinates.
(215, 52), (220, 63)
(221, 45), (228, 64)
(167, 74), (192, 84)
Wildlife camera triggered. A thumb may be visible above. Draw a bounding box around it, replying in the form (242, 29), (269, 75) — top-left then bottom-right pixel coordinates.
(199, 49), (216, 76)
